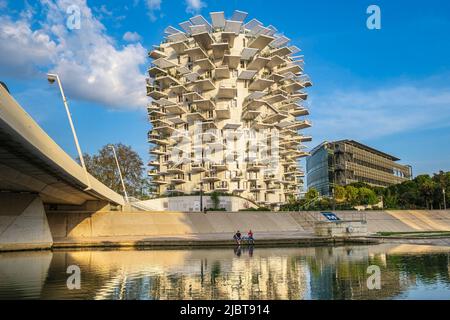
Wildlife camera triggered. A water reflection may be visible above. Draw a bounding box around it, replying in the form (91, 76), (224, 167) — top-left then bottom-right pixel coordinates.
(0, 244), (450, 300)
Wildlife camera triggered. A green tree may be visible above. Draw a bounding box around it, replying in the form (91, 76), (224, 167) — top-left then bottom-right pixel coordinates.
(210, 192), (220, 210)
(334, 185), (347, 203)
(357, 187), (378, 206)
(82, 143), (147, 198)
(416, 175), (437, 209)
(305, 188), (319, 201)
(345, 186), (359, 206)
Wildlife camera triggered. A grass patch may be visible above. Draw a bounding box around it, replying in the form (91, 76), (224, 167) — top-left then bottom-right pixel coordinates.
(376, 231), (450, 238)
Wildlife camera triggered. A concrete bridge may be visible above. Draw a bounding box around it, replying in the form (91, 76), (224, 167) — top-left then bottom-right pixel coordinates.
(0, 85), (125, 250)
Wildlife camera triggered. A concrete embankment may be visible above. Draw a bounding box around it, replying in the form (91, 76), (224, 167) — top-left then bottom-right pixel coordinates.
(46, 210), (450, 249)
(2, 209), (450, 251)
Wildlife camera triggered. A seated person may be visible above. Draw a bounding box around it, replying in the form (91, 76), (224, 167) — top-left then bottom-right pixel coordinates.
(233, 230), (242, 244)
(247, 230), (254, 244)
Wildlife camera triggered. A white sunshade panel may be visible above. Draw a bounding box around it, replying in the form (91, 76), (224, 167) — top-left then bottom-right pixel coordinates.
(246, 91), (267, 101)
(177, 66), (191, 75)
(185, 72), (200, 82)
(153, 58), (177, 69)
(289, 46), (301, 55)
(190, 15), (212, 31)
(238, 70), (258, 80)
(224, 20), (242, 34)
(154, 98), (176, 106)
(248, 25), (267, 37)
(190, 24), (209, 35)
(244, 18), (262, 31)
(241, 47), (259, 60)
(210, 11), (226, 29)
(267, 25), (278, 36)
(179, 21), (193, 34)
(270, 36), (291, 48)
(231, 10), (248, 22)
(167, 32), (188, 42)
(164, 26), (182, 35)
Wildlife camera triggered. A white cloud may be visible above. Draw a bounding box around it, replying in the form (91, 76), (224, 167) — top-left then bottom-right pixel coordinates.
(146, 0), (161, 21)
(123, 31), (142, 42)
(185, 0), (206, 14)
(0, 0), (148, 109)
(309, 80), (450, 142)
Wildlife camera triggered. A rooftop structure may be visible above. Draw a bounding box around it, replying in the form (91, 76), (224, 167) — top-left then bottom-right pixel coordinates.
(147, 10), (312, 209)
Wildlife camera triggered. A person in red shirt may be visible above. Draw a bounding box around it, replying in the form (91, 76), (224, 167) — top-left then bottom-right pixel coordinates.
(247, 230), (254, 244)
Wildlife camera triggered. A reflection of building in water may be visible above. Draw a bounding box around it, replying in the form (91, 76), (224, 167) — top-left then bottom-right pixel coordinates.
(30, 245), (450, 300)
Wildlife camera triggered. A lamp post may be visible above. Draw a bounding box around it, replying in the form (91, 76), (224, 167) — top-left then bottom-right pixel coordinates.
(108, 145), (129, 203)
(47, 73), (91, 190)
(443, 188), (447, 211)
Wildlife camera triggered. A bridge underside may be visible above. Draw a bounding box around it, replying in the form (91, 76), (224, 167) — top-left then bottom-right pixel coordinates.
(0, 128), (98, 205)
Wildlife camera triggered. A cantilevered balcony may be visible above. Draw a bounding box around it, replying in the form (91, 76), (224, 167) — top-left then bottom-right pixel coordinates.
(261, 112), (288, 124)
(249, 75), (274, 91)
(212, 42), (230, 59)
(191, 162), (207, 173)
(169, 40), (189, 55)
(217, 83), (237, 99)
(215, 104), (231, 119)
(248, 34), (275, 50)
(214, 181), (229, 192)
(277, 63), (302, 75)
(288, 119), (312, 130)
(148, 66), (167, 78)
(266, 55), (286, 69)
(230, 170), (243, 181)
(214, 66), (230, 80)
(270, 46), (293, 57)
(184, 46), (208, 60)
(155, 75), (181, 90)
(222, 54), (240, 69)
(149, 48), (167, 59)
(188, 78), (216, 91)
(186, 107), (207, 122)
(183, 91), (203, 102)
(148, 131), (171, 145)
(194, 58), (215, 70)
(263, 173), (276, 181)
(165, 185), (186, 194)
(165, 103), (187, 115)
(148, 159), (161, 167)
(211, 161), (228, 171)
(290, 107), (309, 117)
(194, 98), (215, 111)
(250, 184), (264, 191)
(146, 85), (168, 100)
(192, 31), (214, 50)
(171, 174), (186, 184)
(150, 147), (168, 156)
(151, 177), (168, 185)
(247, 56), (271, 71)
(202, 171), (221, 182)
(148, 169), (160, 177)
(247, 162), (266, 172)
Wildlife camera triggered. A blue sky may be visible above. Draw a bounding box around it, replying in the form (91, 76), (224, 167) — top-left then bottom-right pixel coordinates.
(1, 0), (450, 176)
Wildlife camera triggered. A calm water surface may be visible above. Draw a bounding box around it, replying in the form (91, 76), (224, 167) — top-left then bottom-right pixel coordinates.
(1, 244), (450, 300)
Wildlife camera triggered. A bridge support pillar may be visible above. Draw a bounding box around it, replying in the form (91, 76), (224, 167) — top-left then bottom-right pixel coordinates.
(0, 193), (53, 251)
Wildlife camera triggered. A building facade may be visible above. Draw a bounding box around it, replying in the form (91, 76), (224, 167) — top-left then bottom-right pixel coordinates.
(147, 11), (312, 209)
(306, 140), (412, 196)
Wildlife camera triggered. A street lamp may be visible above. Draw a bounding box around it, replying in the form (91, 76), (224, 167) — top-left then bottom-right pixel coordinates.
(108, 145), (129, 203)
(443, 188), (447, 211)
(47, 73), (91, 190)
